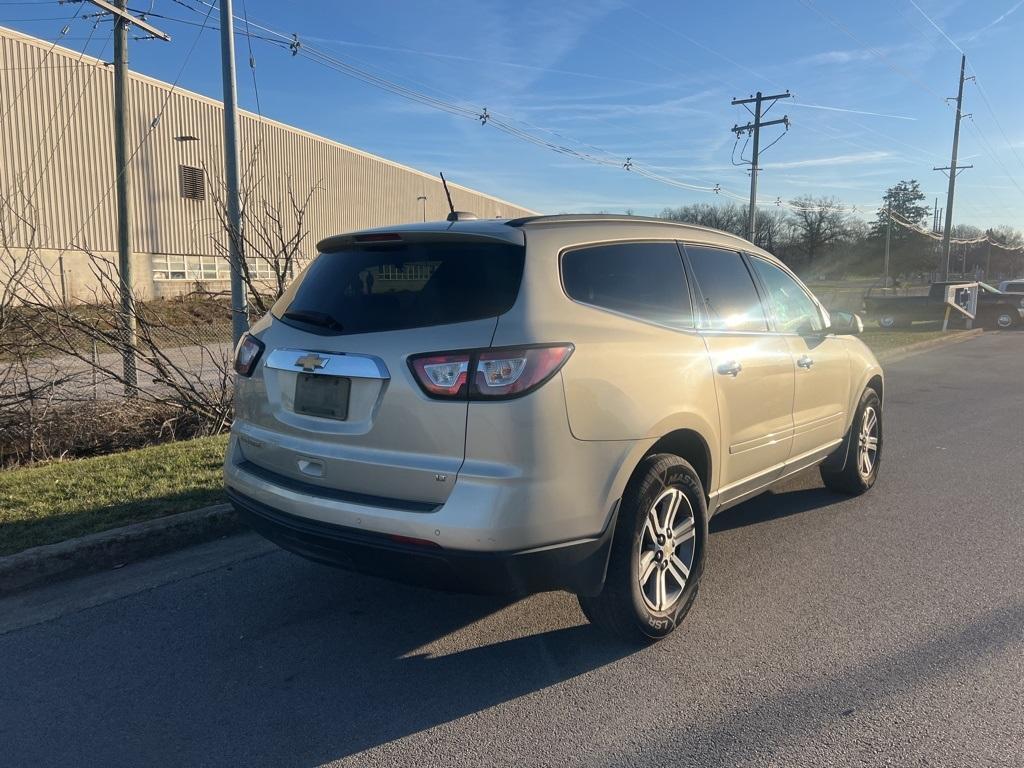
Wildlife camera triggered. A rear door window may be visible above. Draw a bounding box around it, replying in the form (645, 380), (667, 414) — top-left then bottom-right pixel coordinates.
(272, 241), (524, 335)
(684, 245), (768, 332)
(561, 242), (692, 328)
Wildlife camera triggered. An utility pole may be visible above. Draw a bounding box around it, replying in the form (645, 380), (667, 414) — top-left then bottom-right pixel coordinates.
(884, 201), (892, 287)
(731, 91), (791, 242)
(219, 0), (248, 345)
(985, 234), (992, 279)
(934, 54), (974, 281)
(86, 0), (168, 397)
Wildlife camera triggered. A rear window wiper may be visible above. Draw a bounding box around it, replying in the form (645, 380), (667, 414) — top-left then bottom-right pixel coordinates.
(282, 309), (344, 331)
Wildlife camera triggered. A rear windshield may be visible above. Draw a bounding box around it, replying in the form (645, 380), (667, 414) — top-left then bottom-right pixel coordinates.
(272, 241), (524, 335)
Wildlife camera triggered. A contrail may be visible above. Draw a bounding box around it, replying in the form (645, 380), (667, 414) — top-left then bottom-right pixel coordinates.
(791, 102), (917, 121)
(967, 0), (1024, 41)
(909, 0), (964, 54)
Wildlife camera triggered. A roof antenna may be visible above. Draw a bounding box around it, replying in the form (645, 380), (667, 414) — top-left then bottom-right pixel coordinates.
(440, 172), (456, 220)
(439, 172), (477, 222)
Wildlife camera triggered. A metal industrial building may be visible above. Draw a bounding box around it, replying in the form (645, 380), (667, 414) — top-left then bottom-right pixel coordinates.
(0, 26), (535, 302)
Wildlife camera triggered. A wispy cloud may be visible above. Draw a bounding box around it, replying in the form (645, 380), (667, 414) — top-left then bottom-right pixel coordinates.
(511, 90), (721, 122)
(795, 49), (880, 66)
(303, 37), (659, 88)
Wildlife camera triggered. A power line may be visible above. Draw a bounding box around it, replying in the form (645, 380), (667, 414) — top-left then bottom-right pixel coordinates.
(907, 0), (964, 54)
(0, 3), (83, 124)
(159, 0), (963, 220)
(796, 0), (945, 101)
(796, 0), (1023, 222)
(896, 0), (1024, 202)
(46, 0), (215, 269)
(968, 72), (1024, 176)
(18, 15), (105, 189)
(238, 0), (266, 188)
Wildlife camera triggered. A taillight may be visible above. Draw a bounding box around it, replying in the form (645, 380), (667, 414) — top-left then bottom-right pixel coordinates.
(408, 344), (573, 400)
(233, 333), (265, 377)
(409, 352), (470, 398)
(472, 345), (573, 398)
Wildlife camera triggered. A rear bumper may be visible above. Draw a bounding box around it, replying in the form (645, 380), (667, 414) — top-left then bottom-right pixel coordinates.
(228, 488), (616, 596)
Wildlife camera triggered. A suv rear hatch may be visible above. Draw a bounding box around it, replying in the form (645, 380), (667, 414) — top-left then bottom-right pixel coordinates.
(235, 230), (525, 506)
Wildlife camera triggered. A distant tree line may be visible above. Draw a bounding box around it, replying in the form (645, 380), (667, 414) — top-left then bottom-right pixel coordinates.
(659, 179), (1024, 281)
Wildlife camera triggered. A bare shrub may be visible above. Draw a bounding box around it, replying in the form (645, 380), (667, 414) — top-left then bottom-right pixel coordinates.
(0, 398), (212, 468)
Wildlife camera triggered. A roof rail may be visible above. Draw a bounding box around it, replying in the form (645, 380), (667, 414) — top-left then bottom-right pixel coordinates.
(504, 213), (753, 244)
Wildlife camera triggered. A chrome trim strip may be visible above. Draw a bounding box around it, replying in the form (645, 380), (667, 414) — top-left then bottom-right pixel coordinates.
(264, 348), (390, 380)
(791, 411), (845, 437)
(729, 426), (795, 455)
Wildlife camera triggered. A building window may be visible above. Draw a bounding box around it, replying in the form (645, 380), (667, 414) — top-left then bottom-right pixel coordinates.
(152, 254), (278, 282)
(179, 165), (205, 201)
(245, 257), (275, 280)
(153, 254), (225, 281)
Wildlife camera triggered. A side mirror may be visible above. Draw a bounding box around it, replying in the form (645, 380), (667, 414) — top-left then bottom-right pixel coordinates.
(828, 310), (864, 335)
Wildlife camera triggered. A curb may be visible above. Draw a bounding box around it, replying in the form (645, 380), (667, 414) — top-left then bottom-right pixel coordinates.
(0, 502), (241, 597)
(875, 328), (983, 363)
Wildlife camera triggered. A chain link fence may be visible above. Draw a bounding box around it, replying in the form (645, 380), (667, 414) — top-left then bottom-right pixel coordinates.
(1, 187), (314, 467)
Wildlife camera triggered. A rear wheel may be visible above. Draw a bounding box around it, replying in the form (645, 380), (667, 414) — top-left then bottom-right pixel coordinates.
(578, 454), (707, 643)
(878, 314), (904, 330)
(982, 310), (1016, 329)
(820, 388), (882, 495)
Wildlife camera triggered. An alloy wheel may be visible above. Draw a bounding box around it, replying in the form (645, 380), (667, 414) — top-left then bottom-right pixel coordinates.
(857, 405), (880, 478)
(637, 487), (696, 612)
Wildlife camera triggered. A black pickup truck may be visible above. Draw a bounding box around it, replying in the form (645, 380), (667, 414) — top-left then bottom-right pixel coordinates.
(863, 281), (1024, 330)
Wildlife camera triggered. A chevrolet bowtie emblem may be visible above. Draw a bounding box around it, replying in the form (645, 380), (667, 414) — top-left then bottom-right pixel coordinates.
(295, 353), (329, 372)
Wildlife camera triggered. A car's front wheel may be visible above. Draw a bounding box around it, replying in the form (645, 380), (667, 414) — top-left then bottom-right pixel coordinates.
(820, 388), (882, 494)
(578, 454), (707, 643)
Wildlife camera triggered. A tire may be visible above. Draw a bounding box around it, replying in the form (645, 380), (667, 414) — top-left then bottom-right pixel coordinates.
(878, 314), (902, 330)
(982, 310), (1016, 330)
(578, 454), (707, 643)
(820, 388), (882, 495)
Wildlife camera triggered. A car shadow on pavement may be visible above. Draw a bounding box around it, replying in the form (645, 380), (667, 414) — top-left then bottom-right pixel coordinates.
(710, 486), (843, 532)
(0, 551), (636, 768)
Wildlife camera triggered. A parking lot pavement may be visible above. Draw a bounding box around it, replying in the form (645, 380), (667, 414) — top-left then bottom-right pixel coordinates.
(2, 331), (1022, 768)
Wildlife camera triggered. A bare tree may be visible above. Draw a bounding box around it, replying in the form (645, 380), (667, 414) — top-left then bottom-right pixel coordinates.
(788, 196), (849, 267)
(211, 176), (322, 316)
(660, 202), (747, 236)
(753, 208), (793, 253)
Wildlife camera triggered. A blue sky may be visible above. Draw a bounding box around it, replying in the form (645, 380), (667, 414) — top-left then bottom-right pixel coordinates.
(5, 0), (1024, 228)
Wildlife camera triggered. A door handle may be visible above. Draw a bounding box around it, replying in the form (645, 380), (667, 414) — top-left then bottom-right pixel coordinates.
(716, 360), (743, 377)
(797, 355), (814, 369)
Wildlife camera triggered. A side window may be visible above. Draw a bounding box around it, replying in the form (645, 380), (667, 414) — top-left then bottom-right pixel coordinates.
(749, 258), (824, 334)
(561, 242), (692, 328)
(684, 245), (767, 332)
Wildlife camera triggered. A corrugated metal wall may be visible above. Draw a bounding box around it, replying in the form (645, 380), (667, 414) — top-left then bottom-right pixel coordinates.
(0, 27), (535, 258)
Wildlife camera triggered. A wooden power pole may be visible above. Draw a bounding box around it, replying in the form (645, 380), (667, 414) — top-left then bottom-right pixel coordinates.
(731, 91), (791, 242)
(218, 0), (249, 346)
(87, 0), (168, 396)
(934, 54), (974, 281)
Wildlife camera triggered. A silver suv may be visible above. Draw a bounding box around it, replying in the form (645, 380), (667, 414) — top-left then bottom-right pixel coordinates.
(225, 214), (883, 641)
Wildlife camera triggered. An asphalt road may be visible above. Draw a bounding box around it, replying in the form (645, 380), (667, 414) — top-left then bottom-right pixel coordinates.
(2, 332), (1023, 768)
